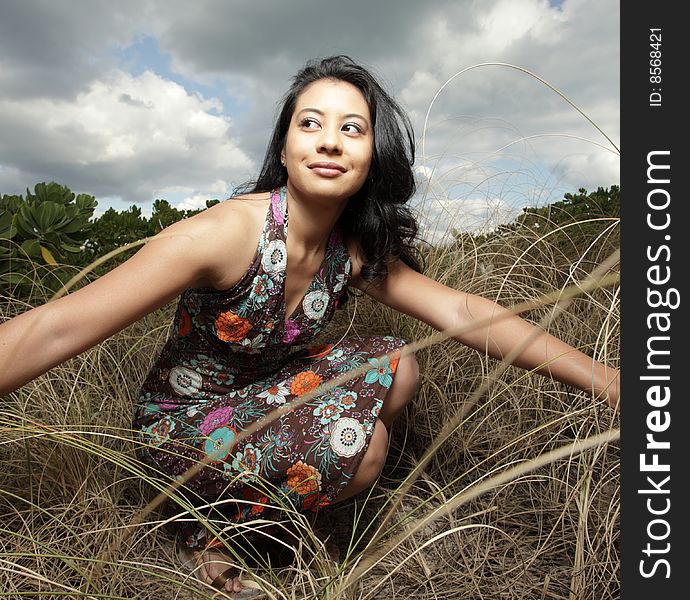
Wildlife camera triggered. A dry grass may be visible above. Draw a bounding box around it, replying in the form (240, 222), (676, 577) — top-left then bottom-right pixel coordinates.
(0, 208), (620, 599)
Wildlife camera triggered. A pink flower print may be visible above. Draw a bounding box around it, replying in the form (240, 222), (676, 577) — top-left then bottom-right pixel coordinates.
(283, 319), (300, 344)
(272, 196), (284, 226)
(157, 400), (179, 410)
(200, 406), (234, 436)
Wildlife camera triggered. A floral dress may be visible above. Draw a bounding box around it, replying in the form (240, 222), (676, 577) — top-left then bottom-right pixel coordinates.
(133, 186), (406, 549)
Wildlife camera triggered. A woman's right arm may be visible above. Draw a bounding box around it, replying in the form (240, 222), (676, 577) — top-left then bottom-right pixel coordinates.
(0, 202), (247, 395)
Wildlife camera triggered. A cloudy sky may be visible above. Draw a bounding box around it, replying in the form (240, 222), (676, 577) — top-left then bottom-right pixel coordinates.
(0, 0), (619, 243)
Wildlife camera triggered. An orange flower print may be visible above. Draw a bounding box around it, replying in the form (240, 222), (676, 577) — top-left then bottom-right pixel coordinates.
(251, 500), (267, 515)
(389, 350), (401, 373)
(339, 390), (357, 409)
(242, 489), (269, 515)
(307, 343), (333, 359)
(290, 370), (322, 396)
(236, 488), (265, 515)
(178, 308), (192, 337)
(215, 310), (252, 342)
(302, 493), (319, 511)
(287, 461), (322, 495)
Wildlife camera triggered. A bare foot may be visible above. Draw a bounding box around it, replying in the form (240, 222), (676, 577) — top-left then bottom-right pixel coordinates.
(326, 541), (341, 563)
(312, 528), (341, 563)
(199, 548), (244, 594)
(183, 547), (259, 597)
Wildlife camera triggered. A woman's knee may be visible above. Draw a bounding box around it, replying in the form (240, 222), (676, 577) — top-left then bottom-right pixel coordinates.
(394, 351), (420, 397)
(383, 351), (420, 419)
(358, 419), (389, 483)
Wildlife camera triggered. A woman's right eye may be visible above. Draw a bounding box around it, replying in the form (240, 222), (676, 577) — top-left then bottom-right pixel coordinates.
(299, 117), (320, 129)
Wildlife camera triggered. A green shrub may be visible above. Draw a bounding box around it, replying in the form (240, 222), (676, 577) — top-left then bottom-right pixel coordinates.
(0, 182), (97, 297)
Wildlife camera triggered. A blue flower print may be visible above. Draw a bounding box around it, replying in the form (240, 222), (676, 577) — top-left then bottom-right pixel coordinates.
(326, 349), (345, 363)
(327, 348), (366, 374)
(229, 444), (263, 481)
(338, 389), (358, 410)
(313, 394), (345, 425)
(142, 417), (176, 447)
(203, 426), (235, 463)
(138, 399), (161, 416)
(364, 355), (394, 388)
(188, 354), (234, 386)
(248, 274), (274, 308)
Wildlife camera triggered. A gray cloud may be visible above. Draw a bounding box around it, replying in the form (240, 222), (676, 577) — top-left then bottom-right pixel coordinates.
(0, 0), (147, 99)
(0, 0), (619, 223)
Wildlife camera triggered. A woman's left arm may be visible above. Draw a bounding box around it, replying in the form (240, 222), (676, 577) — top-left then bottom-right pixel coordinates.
(353, 259), (619, 408)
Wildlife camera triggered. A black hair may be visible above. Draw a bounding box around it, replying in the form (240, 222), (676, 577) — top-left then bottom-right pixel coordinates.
(236, 55), (425, 300)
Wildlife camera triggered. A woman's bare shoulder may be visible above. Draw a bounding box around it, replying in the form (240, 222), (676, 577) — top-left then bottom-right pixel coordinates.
(204, 191), (271, 215)
(165, 194), (265, 238)
(196, 192), (272, 289)
(158, 192), (271, 290)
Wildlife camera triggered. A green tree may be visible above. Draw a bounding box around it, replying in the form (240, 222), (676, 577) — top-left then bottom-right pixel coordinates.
(149, 199), (186, 235)
(82, 205), (150, 270)
(516, 185), (620, 232)
(81, 198), (221, 274)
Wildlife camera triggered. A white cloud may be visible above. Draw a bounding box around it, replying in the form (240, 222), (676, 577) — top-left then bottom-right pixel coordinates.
(172, 179), (231, 211)
(415, 194), (522, 245)
(400, 71), (443, 109)
(0, 69), (253, 204)
(476, 0), (566, 52)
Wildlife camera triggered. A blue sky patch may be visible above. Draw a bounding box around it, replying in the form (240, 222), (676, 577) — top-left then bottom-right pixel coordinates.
(111, 34), (247, 117)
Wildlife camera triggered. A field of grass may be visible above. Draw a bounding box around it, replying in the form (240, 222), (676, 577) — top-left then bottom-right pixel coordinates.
(0, 202), (620, 599)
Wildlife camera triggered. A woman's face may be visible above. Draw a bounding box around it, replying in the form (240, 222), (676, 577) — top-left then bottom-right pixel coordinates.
(282, 78), (373, 202)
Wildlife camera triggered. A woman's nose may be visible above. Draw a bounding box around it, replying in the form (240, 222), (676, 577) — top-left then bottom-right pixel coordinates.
(317, 126), (342, 153)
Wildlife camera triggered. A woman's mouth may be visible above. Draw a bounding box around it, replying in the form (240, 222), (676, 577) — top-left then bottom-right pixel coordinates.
(308, 162), (347, 177)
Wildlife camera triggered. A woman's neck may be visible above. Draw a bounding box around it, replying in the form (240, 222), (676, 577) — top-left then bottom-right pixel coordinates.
(284, 183), (348, 258)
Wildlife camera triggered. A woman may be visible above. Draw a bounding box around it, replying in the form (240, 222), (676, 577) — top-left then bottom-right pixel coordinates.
(0, 56), (619, 596)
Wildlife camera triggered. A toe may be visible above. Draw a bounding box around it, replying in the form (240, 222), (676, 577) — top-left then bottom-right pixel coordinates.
(234, 575), (246, 593)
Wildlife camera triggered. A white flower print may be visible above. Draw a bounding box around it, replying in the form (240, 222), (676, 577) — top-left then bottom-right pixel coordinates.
(334, 258), (350, 292)
(302, 289), (330, 320)
(262, 239), (287, 274)
(257, 382), (290, 405)
(330, 417), (366, 457)
(185, 406), (203, 419)
(168, 366), (202, 396)
(240, 333), (266, 354)
(334, 271), (347, 293)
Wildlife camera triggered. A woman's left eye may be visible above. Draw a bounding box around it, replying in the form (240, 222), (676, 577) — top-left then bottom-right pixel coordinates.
(342, 123), (363, 134)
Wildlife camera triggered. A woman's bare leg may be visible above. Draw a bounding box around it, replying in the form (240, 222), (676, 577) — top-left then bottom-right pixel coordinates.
(378, 351), (419, 429)
(336, 351), (420, 502)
